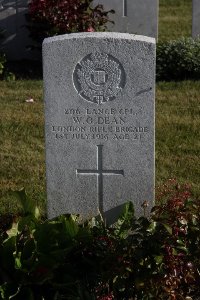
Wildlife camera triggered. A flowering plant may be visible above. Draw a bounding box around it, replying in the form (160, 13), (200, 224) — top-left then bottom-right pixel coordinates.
(27, 0), (114, 50)
(0, 182), (200, 299)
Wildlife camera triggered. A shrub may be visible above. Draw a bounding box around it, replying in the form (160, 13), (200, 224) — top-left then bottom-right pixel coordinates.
(0, 182), (200, 299)
(157, 37), (200, 81)
(27, 0), (114, 50)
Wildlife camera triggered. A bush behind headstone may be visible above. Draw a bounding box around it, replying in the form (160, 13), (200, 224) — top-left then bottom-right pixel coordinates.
(157, 37), (200, 81)
(26, 0), (114, 51)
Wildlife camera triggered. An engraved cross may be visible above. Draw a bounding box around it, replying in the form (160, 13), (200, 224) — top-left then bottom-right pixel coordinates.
(123, 0), (127, 17)
(76, 145), (124, 214)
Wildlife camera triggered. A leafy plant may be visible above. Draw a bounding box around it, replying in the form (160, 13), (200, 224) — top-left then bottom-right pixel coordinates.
(26, 0), (114, 51)
(0, 182), (200, 299)
(157, 37), (200, 81)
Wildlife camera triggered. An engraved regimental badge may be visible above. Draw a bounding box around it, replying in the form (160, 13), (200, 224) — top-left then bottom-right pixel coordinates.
(73, 52), (126, 104)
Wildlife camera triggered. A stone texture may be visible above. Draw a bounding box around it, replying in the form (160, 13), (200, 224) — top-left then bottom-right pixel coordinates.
(93, 0), (158, 38)
(43, 32), (155, 223)
(192, 0), (200, 37)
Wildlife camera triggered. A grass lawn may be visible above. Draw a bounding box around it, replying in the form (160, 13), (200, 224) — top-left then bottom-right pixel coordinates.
(0, 0), (199, 214)
(0, 81), (45, 214)
(0, 80), (200, 214)
(156, 81), (200, 196)
(159, 0), (192, 41)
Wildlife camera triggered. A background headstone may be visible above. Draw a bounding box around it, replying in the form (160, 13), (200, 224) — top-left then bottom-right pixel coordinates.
(93, 0), (158, 38)
(0, 0), (36, 60)
(43, 32), (155, 223)
(192, 0), (200, 37)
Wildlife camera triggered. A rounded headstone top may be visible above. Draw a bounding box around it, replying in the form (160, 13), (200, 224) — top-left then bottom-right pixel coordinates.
(43, 32), (155, 45)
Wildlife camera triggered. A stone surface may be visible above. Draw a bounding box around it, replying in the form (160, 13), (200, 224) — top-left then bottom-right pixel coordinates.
(192, 0), (200, 37)
(93, 0), (158, 38)
(43, 32), (155, 222)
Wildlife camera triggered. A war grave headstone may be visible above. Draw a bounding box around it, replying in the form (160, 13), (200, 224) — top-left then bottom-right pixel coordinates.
(43, 32), (155, 223)
(192, 0), (200, 38)
(92, 0), (159, 38)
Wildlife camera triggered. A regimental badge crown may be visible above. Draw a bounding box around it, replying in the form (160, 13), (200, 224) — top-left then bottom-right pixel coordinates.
(73, 52), (126, 105)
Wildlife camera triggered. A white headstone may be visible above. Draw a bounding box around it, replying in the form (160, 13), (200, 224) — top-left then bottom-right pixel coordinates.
(43, 32), (155, 223)
(93, 0), (158, 38)
(192, 0), (200, 38)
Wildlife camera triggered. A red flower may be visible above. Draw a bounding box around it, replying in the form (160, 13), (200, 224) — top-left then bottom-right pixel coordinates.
(87, 26), (95, 32)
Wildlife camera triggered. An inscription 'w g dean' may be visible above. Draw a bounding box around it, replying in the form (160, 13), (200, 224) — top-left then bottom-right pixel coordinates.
(73, 52), (126, 105)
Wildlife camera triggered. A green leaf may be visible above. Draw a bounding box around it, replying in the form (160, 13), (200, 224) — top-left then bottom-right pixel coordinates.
(18, 216), (38, 232)
(13, 188), (40, 219)
(6, 223), (18, 238)
(122, 201), (135, 220)
(177, 245), (188, 253)
(154, 255), (163, 264)
(0, 283), (19, 299)
(10, 287), (34, 300)
(15, 257), (22, 270)
(163, 224), (172, 235)
(179, 217), (188, 225)
(147, 221), (157, 233)
(61, 215), (79, 239)
(114, 202), (135, 237)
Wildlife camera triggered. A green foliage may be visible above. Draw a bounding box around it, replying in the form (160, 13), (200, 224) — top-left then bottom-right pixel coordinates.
(0, 182), (200, 299)
(157, 38), (200, 81)
(13, 188), (40, 220)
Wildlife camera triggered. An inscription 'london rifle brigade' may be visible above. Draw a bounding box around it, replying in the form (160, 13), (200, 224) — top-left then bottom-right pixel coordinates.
(73, 52), (126, 105)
